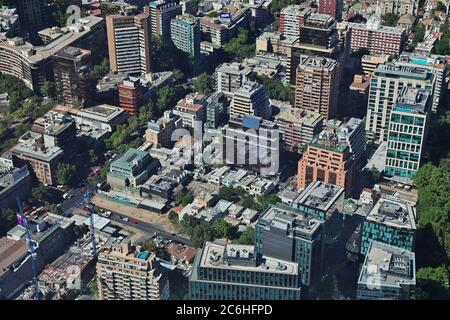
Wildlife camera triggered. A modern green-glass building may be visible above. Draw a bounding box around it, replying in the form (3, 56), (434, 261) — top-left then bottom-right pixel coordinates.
(385, 87), (430, 181)
(189, 241), (302, 300)
(366, 62), (435, 143)
(170, 14), (200, 72)
(255, 203), (323, 289)
(357, 241), (416, 300)
(360, 196), (416, 256)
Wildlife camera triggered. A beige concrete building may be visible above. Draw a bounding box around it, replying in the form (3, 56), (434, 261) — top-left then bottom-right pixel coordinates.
(361, 54), (390, 76)
(274, 108), (323, 152)
(106, 13), (152, 78)
(96, 240), (170, 300)
(294, 56), (339, 120)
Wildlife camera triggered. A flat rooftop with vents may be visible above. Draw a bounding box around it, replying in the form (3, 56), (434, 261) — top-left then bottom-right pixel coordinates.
(259, 203), (322, 238)
(294, 181), (345, 213)
(358, 241), (416, 288)
(200, 241), (298, 275)
(366, 196), (416, 230)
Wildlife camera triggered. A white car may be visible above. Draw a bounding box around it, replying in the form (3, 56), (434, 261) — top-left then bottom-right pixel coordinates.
(122, 217), (129, 222)
(102, 211), (111, 218)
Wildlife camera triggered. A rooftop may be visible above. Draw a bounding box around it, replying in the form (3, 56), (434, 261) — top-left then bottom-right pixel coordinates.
(300, 56), (337, 70)
(395, 87), (430, 114)
(12, 131), (64, 162)
(374, 62), (434, 81)
(216, 61), (252, 76)
(77, 104), (127, 122)
(0, 16), (103, 64)
(275, 107), (323, 126)
(0, 237), (28, 277)
(199, 241), (299, 275)
(295, 181), (345, 212)
(358, 241), (416, 288)
(366, 196), (416, 230)
(110, 148), (150, 171)
(53, 46), (91, 61)
(0, 6), (18, 37)
(349, 15), (405, 35)
(258, 203), (323, 238)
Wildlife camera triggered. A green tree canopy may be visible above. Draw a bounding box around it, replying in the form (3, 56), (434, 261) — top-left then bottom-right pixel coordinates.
(193, 73), (214, 95)
(56, 163), (76, 185)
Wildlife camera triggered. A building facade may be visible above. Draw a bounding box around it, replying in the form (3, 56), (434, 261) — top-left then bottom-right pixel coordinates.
(385, 88), (430, 181)
(230, 81), (271, 120)
(360, 196), (417, 255)
(349, 16), (406, 56)
(294, 56), (339, 120)
(215, 62), (252, 97)
(366, 62), (435, 143)
(318, 0), (342, 21)
(297, 127), (357, 196)
(255, 204), (323, 289)
(189, 241), (302, 300)
(106, 13), (152, 77)
(146, 0), (182, 40)
(274, 108), (323, 152)
(97, 241), (170, 300)
(52, 47), (94, 108)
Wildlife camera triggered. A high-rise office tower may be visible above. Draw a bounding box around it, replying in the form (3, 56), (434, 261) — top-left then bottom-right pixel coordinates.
(145, 0), (182, 40)
(366, 62), (435, 143)
(96, 240), (170, 300)
(318, 0), (342, 21)
(52, 47), (94, 108)
(230, 81), (271, 120)
(189, 240), (302, 300)
(385, 88), (430, 181)
(106, 13), (152, 77)
(294, 56), (338, 120)
(255, 203), (323, 290)
(16, 0), (47, 35)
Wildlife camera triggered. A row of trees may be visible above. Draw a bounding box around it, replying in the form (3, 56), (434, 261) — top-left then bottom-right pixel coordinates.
(169, 211), (256, 248)
(412, 107), (450, 299)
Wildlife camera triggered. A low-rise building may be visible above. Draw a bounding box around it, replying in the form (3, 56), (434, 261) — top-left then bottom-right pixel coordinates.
(173, 92), (207, 128)
(145, 110), (182, 148)
(0, 156), (31, 210)
(107, 148), (159, 191)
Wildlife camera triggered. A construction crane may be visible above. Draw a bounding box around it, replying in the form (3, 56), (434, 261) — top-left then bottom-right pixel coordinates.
(84, 190), (97, 257)
(16, 197), (40, 300)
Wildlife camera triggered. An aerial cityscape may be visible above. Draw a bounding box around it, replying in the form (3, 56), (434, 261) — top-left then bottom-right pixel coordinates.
(0, 0), (449, 303)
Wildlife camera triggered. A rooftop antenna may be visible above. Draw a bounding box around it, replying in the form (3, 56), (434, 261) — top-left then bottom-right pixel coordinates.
(16, 197), (40, 300)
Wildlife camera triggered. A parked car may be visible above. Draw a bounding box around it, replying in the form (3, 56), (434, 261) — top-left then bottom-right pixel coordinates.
(122, 217), (129, 222)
